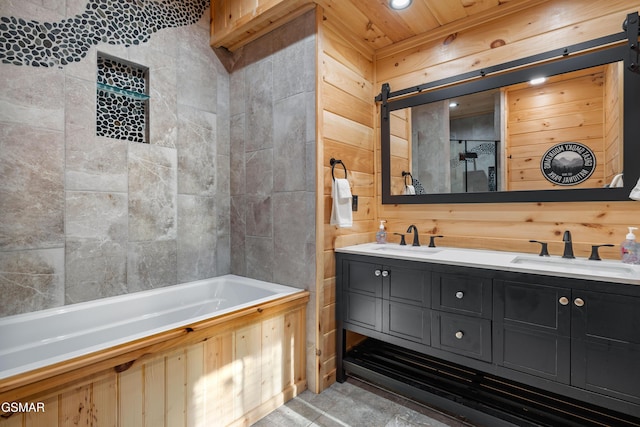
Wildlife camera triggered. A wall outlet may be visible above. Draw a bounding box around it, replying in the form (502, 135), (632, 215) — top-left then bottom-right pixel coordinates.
(352, 195), (358, 211)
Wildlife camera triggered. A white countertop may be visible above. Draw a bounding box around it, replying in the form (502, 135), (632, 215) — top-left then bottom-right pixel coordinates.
(336, 243), (640, 285)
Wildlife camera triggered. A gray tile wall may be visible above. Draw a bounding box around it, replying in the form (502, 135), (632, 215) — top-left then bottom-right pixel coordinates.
(229, 10), (317, 390)
(0, 1), (230, 316)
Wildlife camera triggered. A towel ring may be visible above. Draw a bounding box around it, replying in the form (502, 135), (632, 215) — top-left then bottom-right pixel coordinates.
(330, 158), (348, 181)
(402, 171), (412, 186)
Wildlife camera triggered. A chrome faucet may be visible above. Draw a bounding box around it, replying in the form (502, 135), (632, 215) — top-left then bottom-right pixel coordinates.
(407, 225), (420, 246)
(562, 230), (575, 259)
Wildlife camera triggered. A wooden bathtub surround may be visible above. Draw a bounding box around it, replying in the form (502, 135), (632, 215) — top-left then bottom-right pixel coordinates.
(0, 291), (309, 427)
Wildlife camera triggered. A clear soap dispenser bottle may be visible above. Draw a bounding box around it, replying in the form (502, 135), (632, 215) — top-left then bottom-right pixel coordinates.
(376, 220), (387, 244)
(621, 227), (639, 264)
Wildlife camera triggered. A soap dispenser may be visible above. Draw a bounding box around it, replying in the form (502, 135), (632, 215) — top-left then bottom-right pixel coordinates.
(376, 220), (387, 244)
(621, 227), (639, 264)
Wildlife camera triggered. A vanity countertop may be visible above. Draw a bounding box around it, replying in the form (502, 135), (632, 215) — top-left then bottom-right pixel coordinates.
(336, 243), (640, 285)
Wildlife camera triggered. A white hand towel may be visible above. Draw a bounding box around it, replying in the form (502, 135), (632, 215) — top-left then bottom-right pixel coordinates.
(630, 177), (640, 201)
(404, 185), (416, 195)
(330, 178), (352, 228)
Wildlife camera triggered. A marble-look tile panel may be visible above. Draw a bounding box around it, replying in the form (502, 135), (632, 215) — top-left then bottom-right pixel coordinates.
(176, 24), (217, 113)
(216, 233), (231, 276)
(0, 248), (64, 317)
(274, 93), (307, 192)
(245, 58), (273, 152)
(66, 132), (128, 192)
(230, 113), (246, 196)
(216, 61), (230, 157)
(229, 68), (245, 118)
(216, 154), (230, 232)
(65, 76), (95, 135)
(0, 64), (65, 131)
(230, 195), (247, 276)
(0, 123), (64, 250)
(128, 143), (177, 242)
(245, 148), (273, 195)
(177, 195), (216, 283)
(245, 236), (273, 283)
(65, 239), (127, 304)
(273, 192), (314, 288)
(272, 39), (311, 102)
(66, 191), (128, 241)
(177, 104), (216, 195)
(245, 195), (272, 238)
(128, 47), (177, 148)
(127, 240), (177, 292)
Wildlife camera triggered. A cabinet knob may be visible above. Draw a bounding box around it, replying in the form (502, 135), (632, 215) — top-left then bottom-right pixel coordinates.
(382, 270), (389, 277)
(455, 291), (464, 299)
(574, 298), (585, 307)
(374, 269), (381, 277)
(455, 331), (464, 339)
(559, 296), (569, 306)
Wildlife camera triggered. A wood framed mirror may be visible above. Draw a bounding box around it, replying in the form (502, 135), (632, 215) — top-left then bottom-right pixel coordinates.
(379, 15), (640, 204)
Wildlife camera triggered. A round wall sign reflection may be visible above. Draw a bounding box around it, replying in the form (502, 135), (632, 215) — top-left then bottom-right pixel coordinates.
(540, 142), (596, 186)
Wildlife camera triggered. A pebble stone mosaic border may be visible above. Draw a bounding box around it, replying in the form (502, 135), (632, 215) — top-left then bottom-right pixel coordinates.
(0, 0), (209, 68)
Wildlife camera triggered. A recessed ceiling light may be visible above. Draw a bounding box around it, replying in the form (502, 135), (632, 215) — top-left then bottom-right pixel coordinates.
(530, 77), (547, 85)
(389, 0), (412, 10)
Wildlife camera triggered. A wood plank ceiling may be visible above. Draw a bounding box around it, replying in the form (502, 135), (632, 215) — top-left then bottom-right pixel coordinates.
(315, 0), (550, 53)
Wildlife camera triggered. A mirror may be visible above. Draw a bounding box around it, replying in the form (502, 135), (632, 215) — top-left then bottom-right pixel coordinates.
(380, 33), (640, 204)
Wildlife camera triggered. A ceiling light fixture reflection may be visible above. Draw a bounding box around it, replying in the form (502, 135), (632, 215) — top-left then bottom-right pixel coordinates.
(530, 77), (547, 85)
(389, 0), (412, 10)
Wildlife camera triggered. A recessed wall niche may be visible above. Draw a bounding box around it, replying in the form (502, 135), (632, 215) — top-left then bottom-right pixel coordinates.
(96, 53), (149, 143)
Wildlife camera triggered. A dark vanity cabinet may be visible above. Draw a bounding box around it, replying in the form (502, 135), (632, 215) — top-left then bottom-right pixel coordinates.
(340, 257), (432, 345)
(336, 252), (640, 424)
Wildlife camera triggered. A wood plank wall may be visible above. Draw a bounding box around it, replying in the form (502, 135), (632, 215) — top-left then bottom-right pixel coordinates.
(505, 67), (607, 190)
(604, 61), (624, 183)
(375, 0), (640, 262)
(316, 6), (376, 392)
(0, 301), (307, 427)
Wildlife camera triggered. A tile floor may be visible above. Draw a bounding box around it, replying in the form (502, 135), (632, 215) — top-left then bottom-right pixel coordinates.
(252, 378), (475, 427)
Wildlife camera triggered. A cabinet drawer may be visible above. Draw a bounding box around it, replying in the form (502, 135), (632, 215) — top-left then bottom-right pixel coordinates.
(383, 301), (431, 345)
(344, 292), (382, 332)
(433, 312), (492, 362)
(433, 273), (492, 318)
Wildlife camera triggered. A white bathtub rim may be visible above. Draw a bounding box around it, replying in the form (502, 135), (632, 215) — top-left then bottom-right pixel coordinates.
(0, 274), (303, 381)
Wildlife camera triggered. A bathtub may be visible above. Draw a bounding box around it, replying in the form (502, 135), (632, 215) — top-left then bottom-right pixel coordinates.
(0, 274), (309, 426)
(0, 274), (303, 381)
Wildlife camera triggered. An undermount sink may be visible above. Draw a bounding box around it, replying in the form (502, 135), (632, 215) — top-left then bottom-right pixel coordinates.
(510, 256), (637, 278)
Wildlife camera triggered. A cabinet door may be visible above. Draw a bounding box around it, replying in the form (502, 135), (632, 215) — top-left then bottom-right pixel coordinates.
(383, 301), (431, 345)
(432, 272), (492, 318)
(386, 263), (431, 307)
(342, 259), (383, 297)
(493, 280), (571, 384)
(344, 292), (382, 332)
(572, 291), (640, 403)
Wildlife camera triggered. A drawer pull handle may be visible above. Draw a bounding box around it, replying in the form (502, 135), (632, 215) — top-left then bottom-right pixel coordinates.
(559, 296), (569, 306)
(455, 291), (464, 299)
(574, 298), (585, 307)
(374, 269), (381, 277)
(382, 270), (389, 277)
(455, 331), (464, 339)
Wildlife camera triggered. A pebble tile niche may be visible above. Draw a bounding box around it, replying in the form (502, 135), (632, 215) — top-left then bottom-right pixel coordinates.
(0, 0), (209, 68)
(97, 55), (148, 143)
